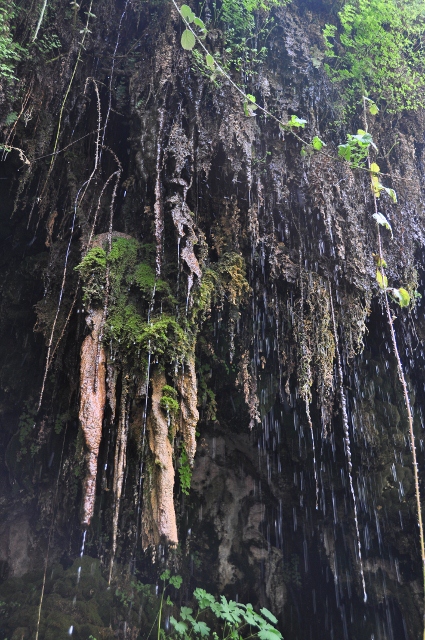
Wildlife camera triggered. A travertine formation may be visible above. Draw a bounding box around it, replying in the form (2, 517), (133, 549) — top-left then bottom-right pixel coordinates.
(142, 368), (178, 548)
(78, 309), (106, 526)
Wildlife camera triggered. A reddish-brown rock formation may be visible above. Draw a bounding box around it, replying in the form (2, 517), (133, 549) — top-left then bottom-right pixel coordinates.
(142, 368), (178, 548)
(79, 309), (107, 526)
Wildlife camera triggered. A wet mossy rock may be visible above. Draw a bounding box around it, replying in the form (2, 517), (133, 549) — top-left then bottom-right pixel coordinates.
(1, 0), (425, 639)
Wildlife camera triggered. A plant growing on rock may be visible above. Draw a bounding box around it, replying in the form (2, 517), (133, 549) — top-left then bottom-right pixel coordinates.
(323, 0), (425, 112)
(157, 571), (282, 640)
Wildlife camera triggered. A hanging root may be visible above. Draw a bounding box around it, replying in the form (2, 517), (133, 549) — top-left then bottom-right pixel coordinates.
(329, 284), (367, 603)
(298, 249), (319, 509)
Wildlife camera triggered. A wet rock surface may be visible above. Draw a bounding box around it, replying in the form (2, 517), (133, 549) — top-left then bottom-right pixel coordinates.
(0, 0), (425, 638)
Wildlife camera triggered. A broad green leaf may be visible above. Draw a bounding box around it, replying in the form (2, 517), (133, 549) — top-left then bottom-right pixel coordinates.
(287, 114), (307, 128)
(258, 624), (283, 640)
(246, 93), (256, 104)
(180, 4), (194, 21)
(194, 16), (207, 33)
(312, 136), (325, 150)
(170, 617), (188, 635)
(383, 187), (397, 203)
(376, 270), (388, 289)
(160, 570), (170, 581)
(369, 102), (379, 115)
(181, 29), (196, 50)
(217, 596), (244, 624)
(170, 574), (183, 589)
(300, 147), (307, 157)
(372, 212), (392, 236)
(206, 53), (215, 69)
(193, 588), (216, 609)
(192, 621), (210, 637)
(397, 287), (411, 307)
(338, 143), (351, 162)
(180, 606), (193, 620)
(370, 162), (380, 173)
(260, 608), (278, 625)
(244, 100), (257, 117)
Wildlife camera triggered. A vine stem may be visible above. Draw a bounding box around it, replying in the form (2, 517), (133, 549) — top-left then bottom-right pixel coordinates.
(363, 96), (425, 638)
(384, 290), (425, 639)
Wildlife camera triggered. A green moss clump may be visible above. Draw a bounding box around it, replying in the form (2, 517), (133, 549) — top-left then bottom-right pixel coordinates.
(160, 385), (179, 416)
(74, 246), (107, 306)
(76, 237), (189, 372)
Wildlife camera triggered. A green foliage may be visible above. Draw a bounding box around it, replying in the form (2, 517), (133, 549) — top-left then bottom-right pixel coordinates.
(75, 246), (107, 305)
(178, 0), (289, 80)
(5, 111), (18, 125)
(323, 0), (425, 112)
(0, 1), (26, 81)
(178, 442), (192, 495)
(76, 238), (187, 369)
(164, 585), (282, 640)
(280, 114), (307, 130)
(160, 385), (180, 416)
(34, 33), (62, 57)
(337, 129), (376, 168)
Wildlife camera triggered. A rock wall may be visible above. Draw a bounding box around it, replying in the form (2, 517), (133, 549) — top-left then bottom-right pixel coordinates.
(0, 0), (425, 638)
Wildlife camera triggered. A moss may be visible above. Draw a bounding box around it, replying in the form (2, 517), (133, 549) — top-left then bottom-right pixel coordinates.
(76, 237), (187, 372)
(160, 385), (179, 416)
(75, 246), (107, 306)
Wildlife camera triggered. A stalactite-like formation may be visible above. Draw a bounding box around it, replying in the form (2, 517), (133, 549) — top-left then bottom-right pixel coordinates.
(109, 389), (129, 582)
(79, 309), (107, 526)
(142, 368), (178, 548)
(177, 355), (198, 464)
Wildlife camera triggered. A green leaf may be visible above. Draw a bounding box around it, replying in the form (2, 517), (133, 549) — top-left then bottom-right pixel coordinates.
(180, 606), (193, 620)
(383, 187), (397, 203)
(260, 608), (278, 625)
(170, 574), (183, 589)
(258, 625), (282, 640)
(300, 147), (307, 157)
(160, 570), (170, 581)
(180, 4), (194, 21)
(170, 617), (188, 635)
(193, 16), (207, 33)
(206, 53), (215, 69)
(369, 102), (379, 115)
(376, 270), (388, 290)
(372, 212), (393, 236)
(287, 114), (307, 128)
(244, 99), (257, 117)
(312, 136), (325, 150)
(370, 162), (380, 174)
(181, 29), (196, 50)
(193, 588), (216, 610)
(192, 621), (210, 637)
(393, 287), (410, 307)
(337, 143), (351, 162)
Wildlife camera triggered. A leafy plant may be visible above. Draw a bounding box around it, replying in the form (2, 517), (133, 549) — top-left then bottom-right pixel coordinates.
(323, 0), (425, 112)
(337, 130), (376, 168)
(0, 0), (26, 81)
(157, 572), (282, 640)
(178, 442), (192, 495)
